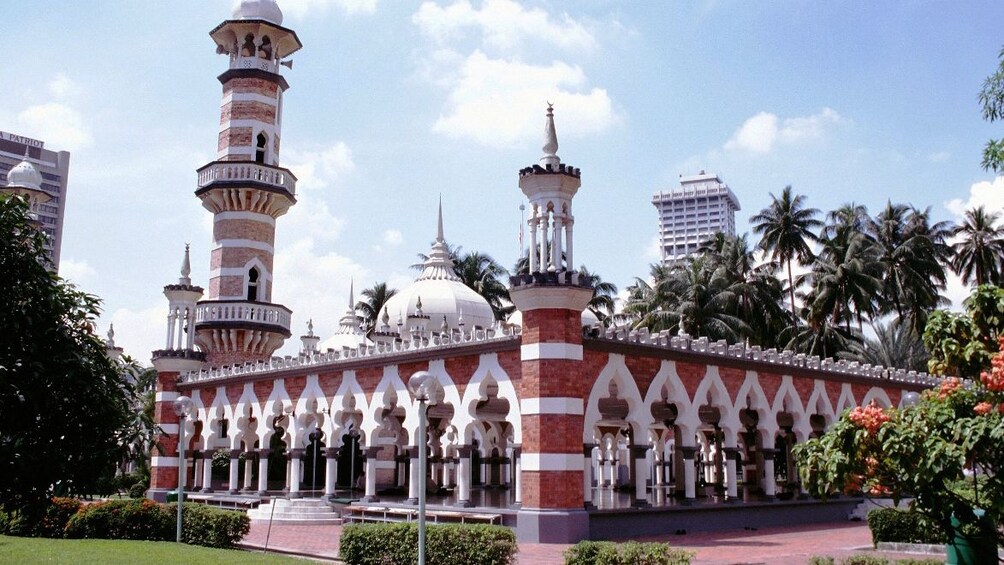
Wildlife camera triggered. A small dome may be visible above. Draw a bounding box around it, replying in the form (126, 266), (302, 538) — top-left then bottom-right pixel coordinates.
(319, 331), (369, 353)
(232, 0), (283, 25)
(6, 158), (42, 191)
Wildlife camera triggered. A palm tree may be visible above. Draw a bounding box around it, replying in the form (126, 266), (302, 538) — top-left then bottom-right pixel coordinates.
(578, 266), (618, 326)
(454, 251), (512, 321)
(841, 320), (928, 372)
(951, 206), (1004, 287)
(864, 203), (949, 332)
(808, 231), (882, 334)
(750, 186), (823, 327)
(356, 282), (397, 334)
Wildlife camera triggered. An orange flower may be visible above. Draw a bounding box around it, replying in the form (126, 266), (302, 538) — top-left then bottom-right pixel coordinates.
(849, 401), (891, 434)
(975, 402), (993, 415)
(938, 377), (962, 399)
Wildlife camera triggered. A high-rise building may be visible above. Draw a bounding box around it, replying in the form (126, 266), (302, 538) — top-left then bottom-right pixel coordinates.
(0, 131), (71, 268)
(652, 170), (740, 263)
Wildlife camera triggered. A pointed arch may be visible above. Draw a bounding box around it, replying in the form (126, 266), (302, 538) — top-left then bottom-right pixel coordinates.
(583, 354), (649, 442)
(461, 353), (521, 444)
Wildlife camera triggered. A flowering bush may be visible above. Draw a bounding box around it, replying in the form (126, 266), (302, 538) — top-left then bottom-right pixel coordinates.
(794, 338), (1004, 549)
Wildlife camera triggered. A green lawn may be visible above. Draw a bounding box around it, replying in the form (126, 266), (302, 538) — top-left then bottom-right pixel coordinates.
(0, 535), (311, 564)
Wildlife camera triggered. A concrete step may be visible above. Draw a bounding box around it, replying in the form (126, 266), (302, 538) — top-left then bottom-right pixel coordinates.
(247, 497), (342, 524)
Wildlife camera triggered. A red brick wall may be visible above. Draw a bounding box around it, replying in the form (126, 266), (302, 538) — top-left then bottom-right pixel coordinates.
(522, 471), (582, 508)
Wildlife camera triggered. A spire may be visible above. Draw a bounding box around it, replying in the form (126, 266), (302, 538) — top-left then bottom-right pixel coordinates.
(540, 102), (560, 168)
(307, 319), (315, 337)
(348, 279), (355, 311)
(180, 244), (192, 286)
(107, 324), (116, 348)
(417, 201), (462, 282)
(437, 195), (445, 244)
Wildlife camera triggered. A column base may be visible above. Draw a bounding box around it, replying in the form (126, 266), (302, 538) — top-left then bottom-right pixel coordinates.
(360, 495), (379, 503)
(764, 495), (777, 502)
(516, 508), (589, 543)
(680, 498), (695, 506)
(229, 489), (240, 494)
(583, 502), (595, 511)
(632, 499), (650, 508)
(406, 498), (418, 505)
(455, 499), (474, 508)
(289, 492), (303, 499)
(257, 490), (268, 496)
(147, 489), (171, 503)
(201, 488), (213, 494)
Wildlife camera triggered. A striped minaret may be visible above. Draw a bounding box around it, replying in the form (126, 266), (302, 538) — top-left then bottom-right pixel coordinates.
(194, 1), (303, 366)
(510, 105), (593, 543)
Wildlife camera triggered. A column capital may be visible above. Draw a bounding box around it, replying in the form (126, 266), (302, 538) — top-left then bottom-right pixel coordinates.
(582, 443), (596, 456)
(364, 447), (381, 458)
(257, 448), (271, 457)
(202, 450), (216, 460)
(456, 444), (473, 457)
(405, 446), (419, 458)
(229, 449), (242, 459)
(289, 448), (305, 459)
(630, 445), (649, 459)
(678, 445), (698, 459)
(760, 448), (778, 460)
(323, 447), (340, 459)
(722, 447), (740, 460)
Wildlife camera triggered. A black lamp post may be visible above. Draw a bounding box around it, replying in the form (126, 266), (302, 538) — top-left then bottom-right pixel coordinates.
(309, 427), (322, 497)
(348, 425), (360, 497)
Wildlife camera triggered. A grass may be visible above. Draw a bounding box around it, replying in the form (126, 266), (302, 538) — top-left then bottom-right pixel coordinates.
(0, 535), (311, 564)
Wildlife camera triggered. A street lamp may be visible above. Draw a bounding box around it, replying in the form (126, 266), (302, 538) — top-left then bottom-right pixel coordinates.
(309, 427), (322, 497)
(902, 391), (920, 408)
(348, 424), (360, 498)
(173, 395), (193, 544)
(408, 371), (442, 565)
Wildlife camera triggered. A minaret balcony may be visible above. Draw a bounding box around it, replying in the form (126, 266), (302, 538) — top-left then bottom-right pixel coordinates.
(194, 300), (292, 337)
(197, 161), (297, 197)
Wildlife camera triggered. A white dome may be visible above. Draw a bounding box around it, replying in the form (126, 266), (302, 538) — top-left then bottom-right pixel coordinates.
(6, 158), (42, 191)
(319, 331), (368, 352)
(385, 278), (496, 334)
(232, 0), (283, 25)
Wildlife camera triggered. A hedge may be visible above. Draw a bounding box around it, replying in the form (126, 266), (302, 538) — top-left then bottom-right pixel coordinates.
(866, 508), (947, 545)
(167, 502), (250, 549)
(64, 499), (172, 541)
(61, 499), (248, 549)
(564, 540), (694, 565)
(340, 522), (518, 565)
(0, 497), (83, 538)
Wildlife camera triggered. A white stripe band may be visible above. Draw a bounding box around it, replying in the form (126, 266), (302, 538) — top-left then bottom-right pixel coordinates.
(156, 391), (179, 402)
(521, 343), (583, 361)
(213, 239), (274, 253)
(222, 91), (280, 106)
(210, 267), (272, 280)
(215, 211), (276, 226)
(152, 456), (179, 467)
(521, 397), (583, 415)
(521, 453), (583, 472)
(160, 424), (179, 434)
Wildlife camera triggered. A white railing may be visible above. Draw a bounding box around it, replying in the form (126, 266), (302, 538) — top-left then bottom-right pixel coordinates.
(195, 301), (292, 333)
(181, 325), (521, 384)
(197, 162), (296, 196)
(588, 327), (940, 387)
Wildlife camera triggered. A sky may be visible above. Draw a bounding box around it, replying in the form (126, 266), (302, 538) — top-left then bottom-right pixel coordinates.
(4, 0), (1004, 364)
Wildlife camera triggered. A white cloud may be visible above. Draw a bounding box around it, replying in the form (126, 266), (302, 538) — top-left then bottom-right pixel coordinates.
(413, 0), (595, 52)
(644, 235), (662, 262)
(383, 229), (404, 246)
(16, 103), (92, 150)
(47, 73), (82, 99)
(724, 107), (843, 155)
(431, 51), (616, 147)
(279, 0), (378, 18)
(945, 176), (1004, 218)
(59, 258), (96, 284)
(283, 142), (355, 192)
(107, 305), (166, 365)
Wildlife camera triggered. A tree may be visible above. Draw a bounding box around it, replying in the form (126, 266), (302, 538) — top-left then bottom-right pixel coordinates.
(453, 251), (512, 322)
(577, 266), (617, 327)
(841, 320), (928, 373)
(923, 285), (1004, 379)
(355, 282), (397, 334)
(0, 195), (137, 519)
(978, 46), (1004, 172)
(951, 206), (1004, 287)
(750, 186), (823, 327)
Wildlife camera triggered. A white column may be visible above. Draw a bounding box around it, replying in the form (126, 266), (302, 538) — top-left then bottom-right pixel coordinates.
(528, 216), (538, 273)
(604, 455), (614, 487)
(408, 448), (420, 502)
(193, 457), (203, 489)
(442, 458), (451, 487)
(201, 452), (214, 492)
(288, 451), (301, 496)
(681, 446), (697, 501)
(257, 450), (269, 493)
(583, 444), (594, 505)
(228, 452), (240, 493)
(633, 446), (648, 504)
(324, 450), (338, 497)
(364, 451), (379, 501)
(539, 213), (549, 272)
(552, 214), (563, 271)
(724, 447), (738, 500)
(165, 311), (176, 349)
(175, 310), (186, 353)
(243, 457), (254, 489)
(763, 450), (777, 498)
(185, 308), (197, 349)
(565, 219), (574, 272)
(513, 447), (522, 505)
(456, 446), (472, 506)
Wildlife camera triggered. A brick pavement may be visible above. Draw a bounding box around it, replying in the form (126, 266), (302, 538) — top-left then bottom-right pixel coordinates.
(241, 520), (944, 564)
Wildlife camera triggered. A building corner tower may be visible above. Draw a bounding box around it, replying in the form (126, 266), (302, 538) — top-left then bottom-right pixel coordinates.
(194, 0), (302, 366)
(510, 105), (593, 543)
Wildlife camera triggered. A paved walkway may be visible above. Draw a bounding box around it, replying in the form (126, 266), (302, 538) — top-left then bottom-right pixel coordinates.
(241, 520), (943, 564)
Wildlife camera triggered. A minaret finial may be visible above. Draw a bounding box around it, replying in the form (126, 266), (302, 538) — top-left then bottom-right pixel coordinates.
(107, 324), (116, 347)
(540, 102), (559, 168)
(348, 279), (355, 310)
(307, 319), (314, 337)
(437, 195), (445, 243)
(180, 244), (192, 285)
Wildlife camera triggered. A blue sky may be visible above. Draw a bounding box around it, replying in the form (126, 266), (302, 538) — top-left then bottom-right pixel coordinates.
(4, 0), (1004, 363)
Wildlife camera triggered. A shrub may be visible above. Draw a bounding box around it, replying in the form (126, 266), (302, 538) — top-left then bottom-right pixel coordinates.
(128, 483), (147, 499)
(866, 508), (947, 545)
(808, 558), (835, 565)
(64, 499), (172, 541)
(564, 540), (693, 565)
(167, 502), (250, 549)
(340, 522), (518, 565)
(36, 497), (83, 538)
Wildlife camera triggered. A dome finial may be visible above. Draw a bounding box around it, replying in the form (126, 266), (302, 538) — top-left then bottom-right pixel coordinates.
(179, 244), (192, 285)
(436, 195), (445, 244)
(540, 102), (559, 168)
(307, 319), (314, 337)
(348, 279), (355, 311)
(107, 324), (116, 347)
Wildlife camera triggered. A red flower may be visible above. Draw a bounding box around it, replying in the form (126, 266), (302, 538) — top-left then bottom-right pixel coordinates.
(975, 402), (993, 415)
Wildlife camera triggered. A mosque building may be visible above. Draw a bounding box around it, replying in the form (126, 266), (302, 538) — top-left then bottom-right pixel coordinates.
(149, 0), (937, 543)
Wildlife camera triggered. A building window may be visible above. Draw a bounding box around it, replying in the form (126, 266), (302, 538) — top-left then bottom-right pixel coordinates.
(220, 419), (229, 439)
(247, 267), (260, 301)
(255, 133), (267, 164)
